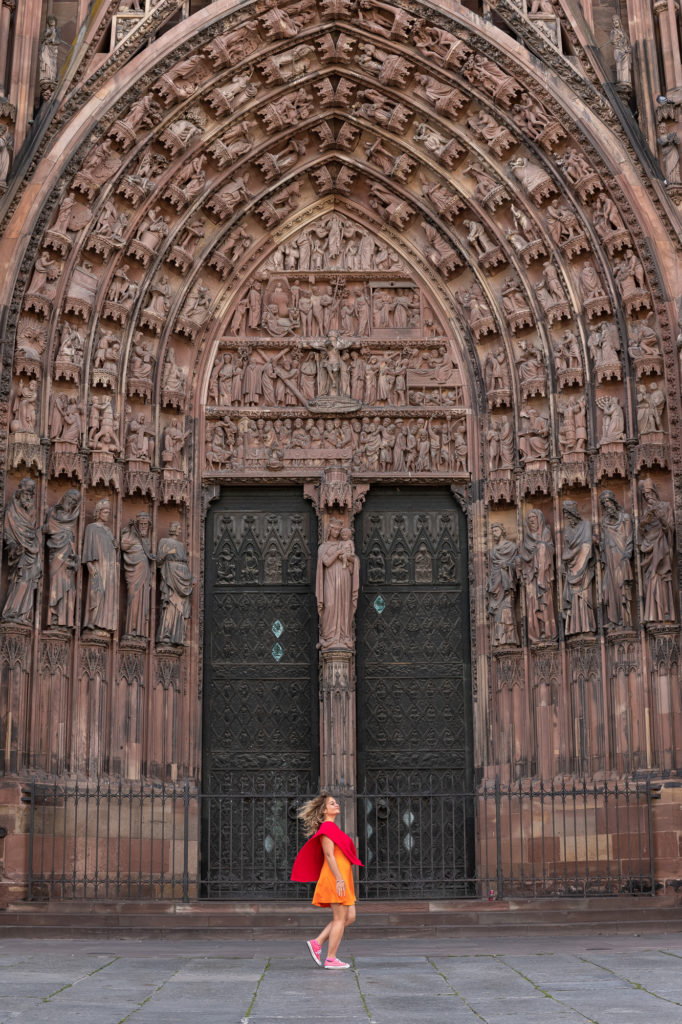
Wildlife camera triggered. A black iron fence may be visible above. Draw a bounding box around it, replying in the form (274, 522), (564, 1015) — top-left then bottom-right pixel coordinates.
(24, 778), (655, 902)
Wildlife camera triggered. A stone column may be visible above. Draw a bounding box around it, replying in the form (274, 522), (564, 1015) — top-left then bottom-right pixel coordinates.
(8, 0), (42, 150)
(320, 650), (356, 837)
(0, 1), (16, 98)
(653, 0), (682, 95)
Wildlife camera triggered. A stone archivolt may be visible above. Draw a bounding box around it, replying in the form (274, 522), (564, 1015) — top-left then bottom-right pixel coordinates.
(0, 0), (679, 783)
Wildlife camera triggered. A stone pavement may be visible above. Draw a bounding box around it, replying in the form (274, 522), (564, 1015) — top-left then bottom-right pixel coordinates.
(2, 931), (682, 1024)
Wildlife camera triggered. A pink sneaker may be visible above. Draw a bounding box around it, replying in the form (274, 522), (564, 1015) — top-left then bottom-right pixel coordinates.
(324, 957), (350, 970)
(306, 939), (322, 966)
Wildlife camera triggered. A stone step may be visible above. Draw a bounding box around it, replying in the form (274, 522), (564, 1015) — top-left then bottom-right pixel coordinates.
(2, 896), (680, 938)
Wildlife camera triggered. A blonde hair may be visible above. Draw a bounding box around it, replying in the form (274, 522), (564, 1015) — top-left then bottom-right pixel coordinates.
(298, 791), (332, 838)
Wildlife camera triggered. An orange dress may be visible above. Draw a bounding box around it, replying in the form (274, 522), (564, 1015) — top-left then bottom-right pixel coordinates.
(312, 844), (356, 907)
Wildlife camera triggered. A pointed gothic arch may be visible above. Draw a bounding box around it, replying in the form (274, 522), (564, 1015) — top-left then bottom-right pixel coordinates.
(0, 0), (680, 799)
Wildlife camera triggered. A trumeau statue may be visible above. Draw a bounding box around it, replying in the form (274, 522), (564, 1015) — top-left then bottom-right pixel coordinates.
(487, 523), (519, 646)
(121, 512), (154, 639)
(638, 479), (676, 623)
(2, 478), (41, 625)
(156, 523), (194, 646)
(561, 500), (595, 635)
(520, 508), (557, 642)
(82, 498), (118, 634)
(599, 490), (633, 629)
(45, 489), (81, 629)
(316, 518), (360, 651)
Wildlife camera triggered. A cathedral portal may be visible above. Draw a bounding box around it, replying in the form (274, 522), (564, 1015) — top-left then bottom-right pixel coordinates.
(1, 0), (682, 901)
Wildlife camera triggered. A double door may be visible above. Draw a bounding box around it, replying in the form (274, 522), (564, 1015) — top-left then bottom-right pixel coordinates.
(202, 486), (472, 898)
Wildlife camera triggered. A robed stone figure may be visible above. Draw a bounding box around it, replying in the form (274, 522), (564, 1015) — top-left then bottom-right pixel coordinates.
(599, 490), (633, 628)
(2, 477), (42, 625)
(316, 519), (359, 651)
(82, 498), (118, 633)
(638, 479), (676, 622)
(121, 512), (154, 639)
(487, 523), (519, 646)
(156, 522), (194, 646)
(45, 489), (81, 628)
(520, 508), (557, 642)
(561, 500), (595, 635)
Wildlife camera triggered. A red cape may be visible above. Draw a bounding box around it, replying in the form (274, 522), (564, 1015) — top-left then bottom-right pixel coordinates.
(290, 821), (363, 882)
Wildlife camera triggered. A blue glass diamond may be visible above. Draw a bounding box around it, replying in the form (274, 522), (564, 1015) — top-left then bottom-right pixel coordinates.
(374, 595), (386, 614)
(272, 643), (284, 661)
(272, 620), (284, 637)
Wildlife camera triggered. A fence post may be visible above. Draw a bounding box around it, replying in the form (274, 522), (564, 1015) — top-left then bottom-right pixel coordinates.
(26, 779), (35, 902)
(495, 777), (503, 899)
(646, 779), (655, 897)
(182, 779), (190, 903)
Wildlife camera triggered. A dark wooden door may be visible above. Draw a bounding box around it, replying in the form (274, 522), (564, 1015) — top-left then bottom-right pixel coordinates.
(202, 488), (318, 897)
(355, 487), (474, 897)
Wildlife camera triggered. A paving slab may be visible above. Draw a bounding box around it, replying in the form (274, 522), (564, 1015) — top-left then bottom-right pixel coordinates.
(2, 933), (682, 1023)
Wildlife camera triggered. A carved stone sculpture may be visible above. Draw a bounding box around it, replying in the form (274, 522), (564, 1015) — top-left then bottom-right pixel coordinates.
(577, 260), (611, 318)
(558, 396), (587, 454)
(599, 490), (633, 628)
(156, 523), (194, 646)
(10, 378), (39, 433)
(487, 523), (519, 646)
(50, 392), (82, 445)
(614, 248), (649, 312)
(357, 42), (412, 86)
(161, 418), (189, 471)
(610, 16), (631, 89)
(125, 413), (155, 463)
(1, 478), (41, 625)
(518, 406), (550, 462)
(316, 517), (360, 650)
(638, 479), (675, 622)
(515, 337), (546, 399)
(88, 395), (120, 454)
(82, 498), (118, 634)
(162, 347), (186, 401)
(487, 415), (515, 471)
(0, 124), (14, 187)
(588, 321), (622, 382)
(657, 132), (681, 185)
(121, 512), (154, 639)
(422, 222), (460, 276)
(597, 394), (625, 442)
(45, 489), (81, 629)
(561, 500), (595, 635)
(637, 382), (665, 435)
(508, 155), (556, 202)
(520, 508), (557, 642)
(39, 16), (61, 99)
(74, 141), (121, 199)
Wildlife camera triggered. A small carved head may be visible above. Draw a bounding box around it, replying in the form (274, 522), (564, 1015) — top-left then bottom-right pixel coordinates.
(94, 498), (111, 522)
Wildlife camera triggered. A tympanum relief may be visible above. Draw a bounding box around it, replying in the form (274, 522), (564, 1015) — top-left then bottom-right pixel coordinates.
(205, 229), (468, 478)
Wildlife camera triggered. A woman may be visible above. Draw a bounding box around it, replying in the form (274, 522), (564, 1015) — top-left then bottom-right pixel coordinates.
(291, 793), (363, 970)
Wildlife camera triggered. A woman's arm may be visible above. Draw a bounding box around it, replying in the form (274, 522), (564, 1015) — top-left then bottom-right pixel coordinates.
(320, 835), (345, 897)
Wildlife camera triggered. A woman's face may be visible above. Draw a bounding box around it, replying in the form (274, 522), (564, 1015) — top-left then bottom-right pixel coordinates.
(325, 796), (340, 817)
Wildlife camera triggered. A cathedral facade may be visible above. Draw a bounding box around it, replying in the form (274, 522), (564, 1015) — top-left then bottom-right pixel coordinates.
(1, 0), (682, 903)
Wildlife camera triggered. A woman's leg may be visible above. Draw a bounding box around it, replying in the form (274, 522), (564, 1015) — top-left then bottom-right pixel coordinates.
(346, 905), (356, 928)
(326, 904), (349, 960)
(314, 918), (333, 946)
